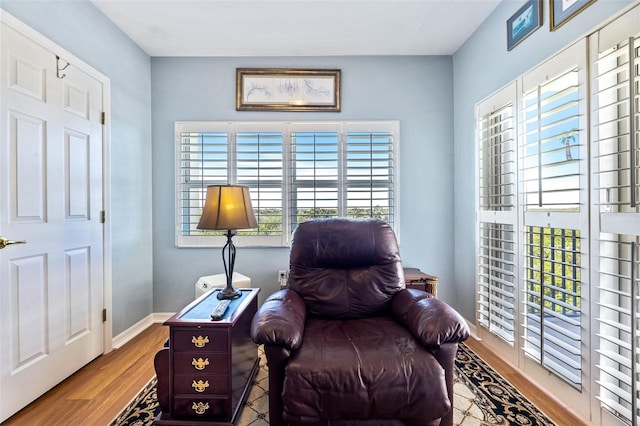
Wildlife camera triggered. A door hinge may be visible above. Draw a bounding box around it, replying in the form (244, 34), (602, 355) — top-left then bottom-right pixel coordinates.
(100, 210), (106, 223)
(101, 112), (106, 125)
(102, 308), (107, 322)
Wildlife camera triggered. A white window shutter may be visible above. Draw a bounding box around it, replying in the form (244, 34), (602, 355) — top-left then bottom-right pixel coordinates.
(591, 25), (640, 424)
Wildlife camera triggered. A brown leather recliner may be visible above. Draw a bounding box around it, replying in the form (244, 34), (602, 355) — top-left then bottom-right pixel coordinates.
(251, 218), (470, 426)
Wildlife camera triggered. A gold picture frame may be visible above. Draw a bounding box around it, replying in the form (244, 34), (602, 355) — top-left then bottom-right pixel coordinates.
(236, 68), (341, 111)
(549, 0), (596, 31)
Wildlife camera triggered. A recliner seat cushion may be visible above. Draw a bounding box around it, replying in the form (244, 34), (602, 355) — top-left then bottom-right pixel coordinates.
(282, 317), (451, 424)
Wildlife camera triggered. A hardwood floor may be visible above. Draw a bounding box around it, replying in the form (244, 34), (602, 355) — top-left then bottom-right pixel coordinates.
(465, 337), (588, 426)
(3, 323), (586, 426)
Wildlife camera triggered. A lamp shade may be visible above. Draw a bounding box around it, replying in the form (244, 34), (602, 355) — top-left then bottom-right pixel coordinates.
(197, 185), (258, 231)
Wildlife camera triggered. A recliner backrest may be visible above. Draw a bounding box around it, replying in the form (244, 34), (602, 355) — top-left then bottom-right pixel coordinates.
(288, 218), (404, 319)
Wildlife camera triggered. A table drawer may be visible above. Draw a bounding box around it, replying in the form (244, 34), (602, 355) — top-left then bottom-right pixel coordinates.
(173, 373), (228, 395)
(172, 329), (229, 352)
(173, 352), (228, 373)
(172, 396), (228, 419)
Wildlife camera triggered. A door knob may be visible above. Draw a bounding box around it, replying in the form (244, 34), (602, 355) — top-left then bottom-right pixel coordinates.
(0, 237), (27, 249)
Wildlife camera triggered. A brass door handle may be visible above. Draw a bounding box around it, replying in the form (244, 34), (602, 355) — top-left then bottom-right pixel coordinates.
(0, 237), (26, 249)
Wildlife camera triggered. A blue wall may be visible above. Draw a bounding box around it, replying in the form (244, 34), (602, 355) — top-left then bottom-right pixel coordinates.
(151, 56), (456, 311)
(0, 0), (457, 330)
(5, 0), (630, 331)
(1, 0), (154, 335)
(452, 0), (635, 320)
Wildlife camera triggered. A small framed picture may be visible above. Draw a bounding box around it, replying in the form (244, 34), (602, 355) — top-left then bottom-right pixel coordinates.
(236, 68), (341, 111)
(550, 0), (596, 31)
(507, 0), (543, 51)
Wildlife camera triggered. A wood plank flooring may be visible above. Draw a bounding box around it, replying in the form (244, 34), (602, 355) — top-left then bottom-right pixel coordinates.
(3, 323), (586, 426)
(464, 337), (587, 426)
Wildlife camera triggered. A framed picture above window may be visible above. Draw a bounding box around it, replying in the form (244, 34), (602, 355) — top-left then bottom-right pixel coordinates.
(507, 0), (542, 51)
(549, 0), (596, 31)
(236, 68), (341, 112)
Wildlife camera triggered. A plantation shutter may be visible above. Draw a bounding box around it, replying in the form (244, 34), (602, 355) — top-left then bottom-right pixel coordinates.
(289, 122), (398, 230)
(235, 124), (284, 238)
(590, 10), (640, 424)
(344, 122), (397, 224)
(289, 123), (340, 227)
(176, 121), (399, 246)
(176, 122), (285, 246)
(520, 40), (589, 390)
(476, 83), (518, 346)
(177, 122), (229, 242)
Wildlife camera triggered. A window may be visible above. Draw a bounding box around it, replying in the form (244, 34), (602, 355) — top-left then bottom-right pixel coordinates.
(236, 124), (285, 238)
(290, 124), (340, 224)
(175, 121), (398, 247)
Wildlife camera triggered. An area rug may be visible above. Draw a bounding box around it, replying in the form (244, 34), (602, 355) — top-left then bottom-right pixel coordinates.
(111, 343), (555, 426)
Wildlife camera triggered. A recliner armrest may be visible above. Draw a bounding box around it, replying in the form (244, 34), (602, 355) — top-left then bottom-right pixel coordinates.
(391, 289), (469, 348)
(251, 289), (306, 350)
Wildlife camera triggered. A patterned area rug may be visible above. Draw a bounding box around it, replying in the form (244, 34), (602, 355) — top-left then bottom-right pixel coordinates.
(111, 343), (555, 426)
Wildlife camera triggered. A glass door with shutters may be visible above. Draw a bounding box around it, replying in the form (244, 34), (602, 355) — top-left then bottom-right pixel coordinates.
(475, 6), (640, 424)
(475, 82), (519, 366)
(475, 39), (591, 417)
(589, 8), (640, 425)
(519, 40), (590, 401)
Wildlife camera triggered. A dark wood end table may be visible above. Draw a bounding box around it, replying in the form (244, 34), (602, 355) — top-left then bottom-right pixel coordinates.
(153, 288), (260, 425)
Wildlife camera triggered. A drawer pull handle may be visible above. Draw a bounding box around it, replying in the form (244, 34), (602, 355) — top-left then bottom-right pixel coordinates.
(192, 379), (209, 392)
(192, 357), (210, 370)
(192, 335), (209, 348)
(192, 401), (209, 415)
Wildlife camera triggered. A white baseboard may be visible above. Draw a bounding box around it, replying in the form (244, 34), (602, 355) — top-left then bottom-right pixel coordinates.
(111, 312), (175, 349)
(465, 319), (481, 341)
(153, 312), (175, 323)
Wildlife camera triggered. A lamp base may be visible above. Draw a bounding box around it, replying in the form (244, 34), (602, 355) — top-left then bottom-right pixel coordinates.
(217, 286), (242, 300)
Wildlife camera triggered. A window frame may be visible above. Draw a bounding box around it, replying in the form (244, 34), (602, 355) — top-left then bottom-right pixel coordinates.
(175, 120), (400, 248)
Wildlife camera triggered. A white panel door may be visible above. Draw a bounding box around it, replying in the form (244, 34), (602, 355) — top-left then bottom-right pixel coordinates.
(0, 22), (104, 422)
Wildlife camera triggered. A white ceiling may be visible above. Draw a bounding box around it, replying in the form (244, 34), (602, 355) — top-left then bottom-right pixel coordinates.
(90, 0), (501, 57)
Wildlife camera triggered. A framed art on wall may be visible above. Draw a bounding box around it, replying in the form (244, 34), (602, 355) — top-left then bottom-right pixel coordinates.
(507, 0), (543, 50)
(550, 0), (596, 31)
(236, 68), (341, 111)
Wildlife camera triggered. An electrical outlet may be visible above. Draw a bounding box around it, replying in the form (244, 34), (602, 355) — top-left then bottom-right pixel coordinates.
(278, 269), (288, 288)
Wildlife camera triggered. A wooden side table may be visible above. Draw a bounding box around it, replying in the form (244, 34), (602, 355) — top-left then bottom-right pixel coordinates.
(403, 267), (438, 297)
(154, 288), (260, 425)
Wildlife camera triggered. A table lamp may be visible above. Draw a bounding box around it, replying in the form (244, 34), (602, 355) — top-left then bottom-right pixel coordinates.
(197, 185), (258, 299)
